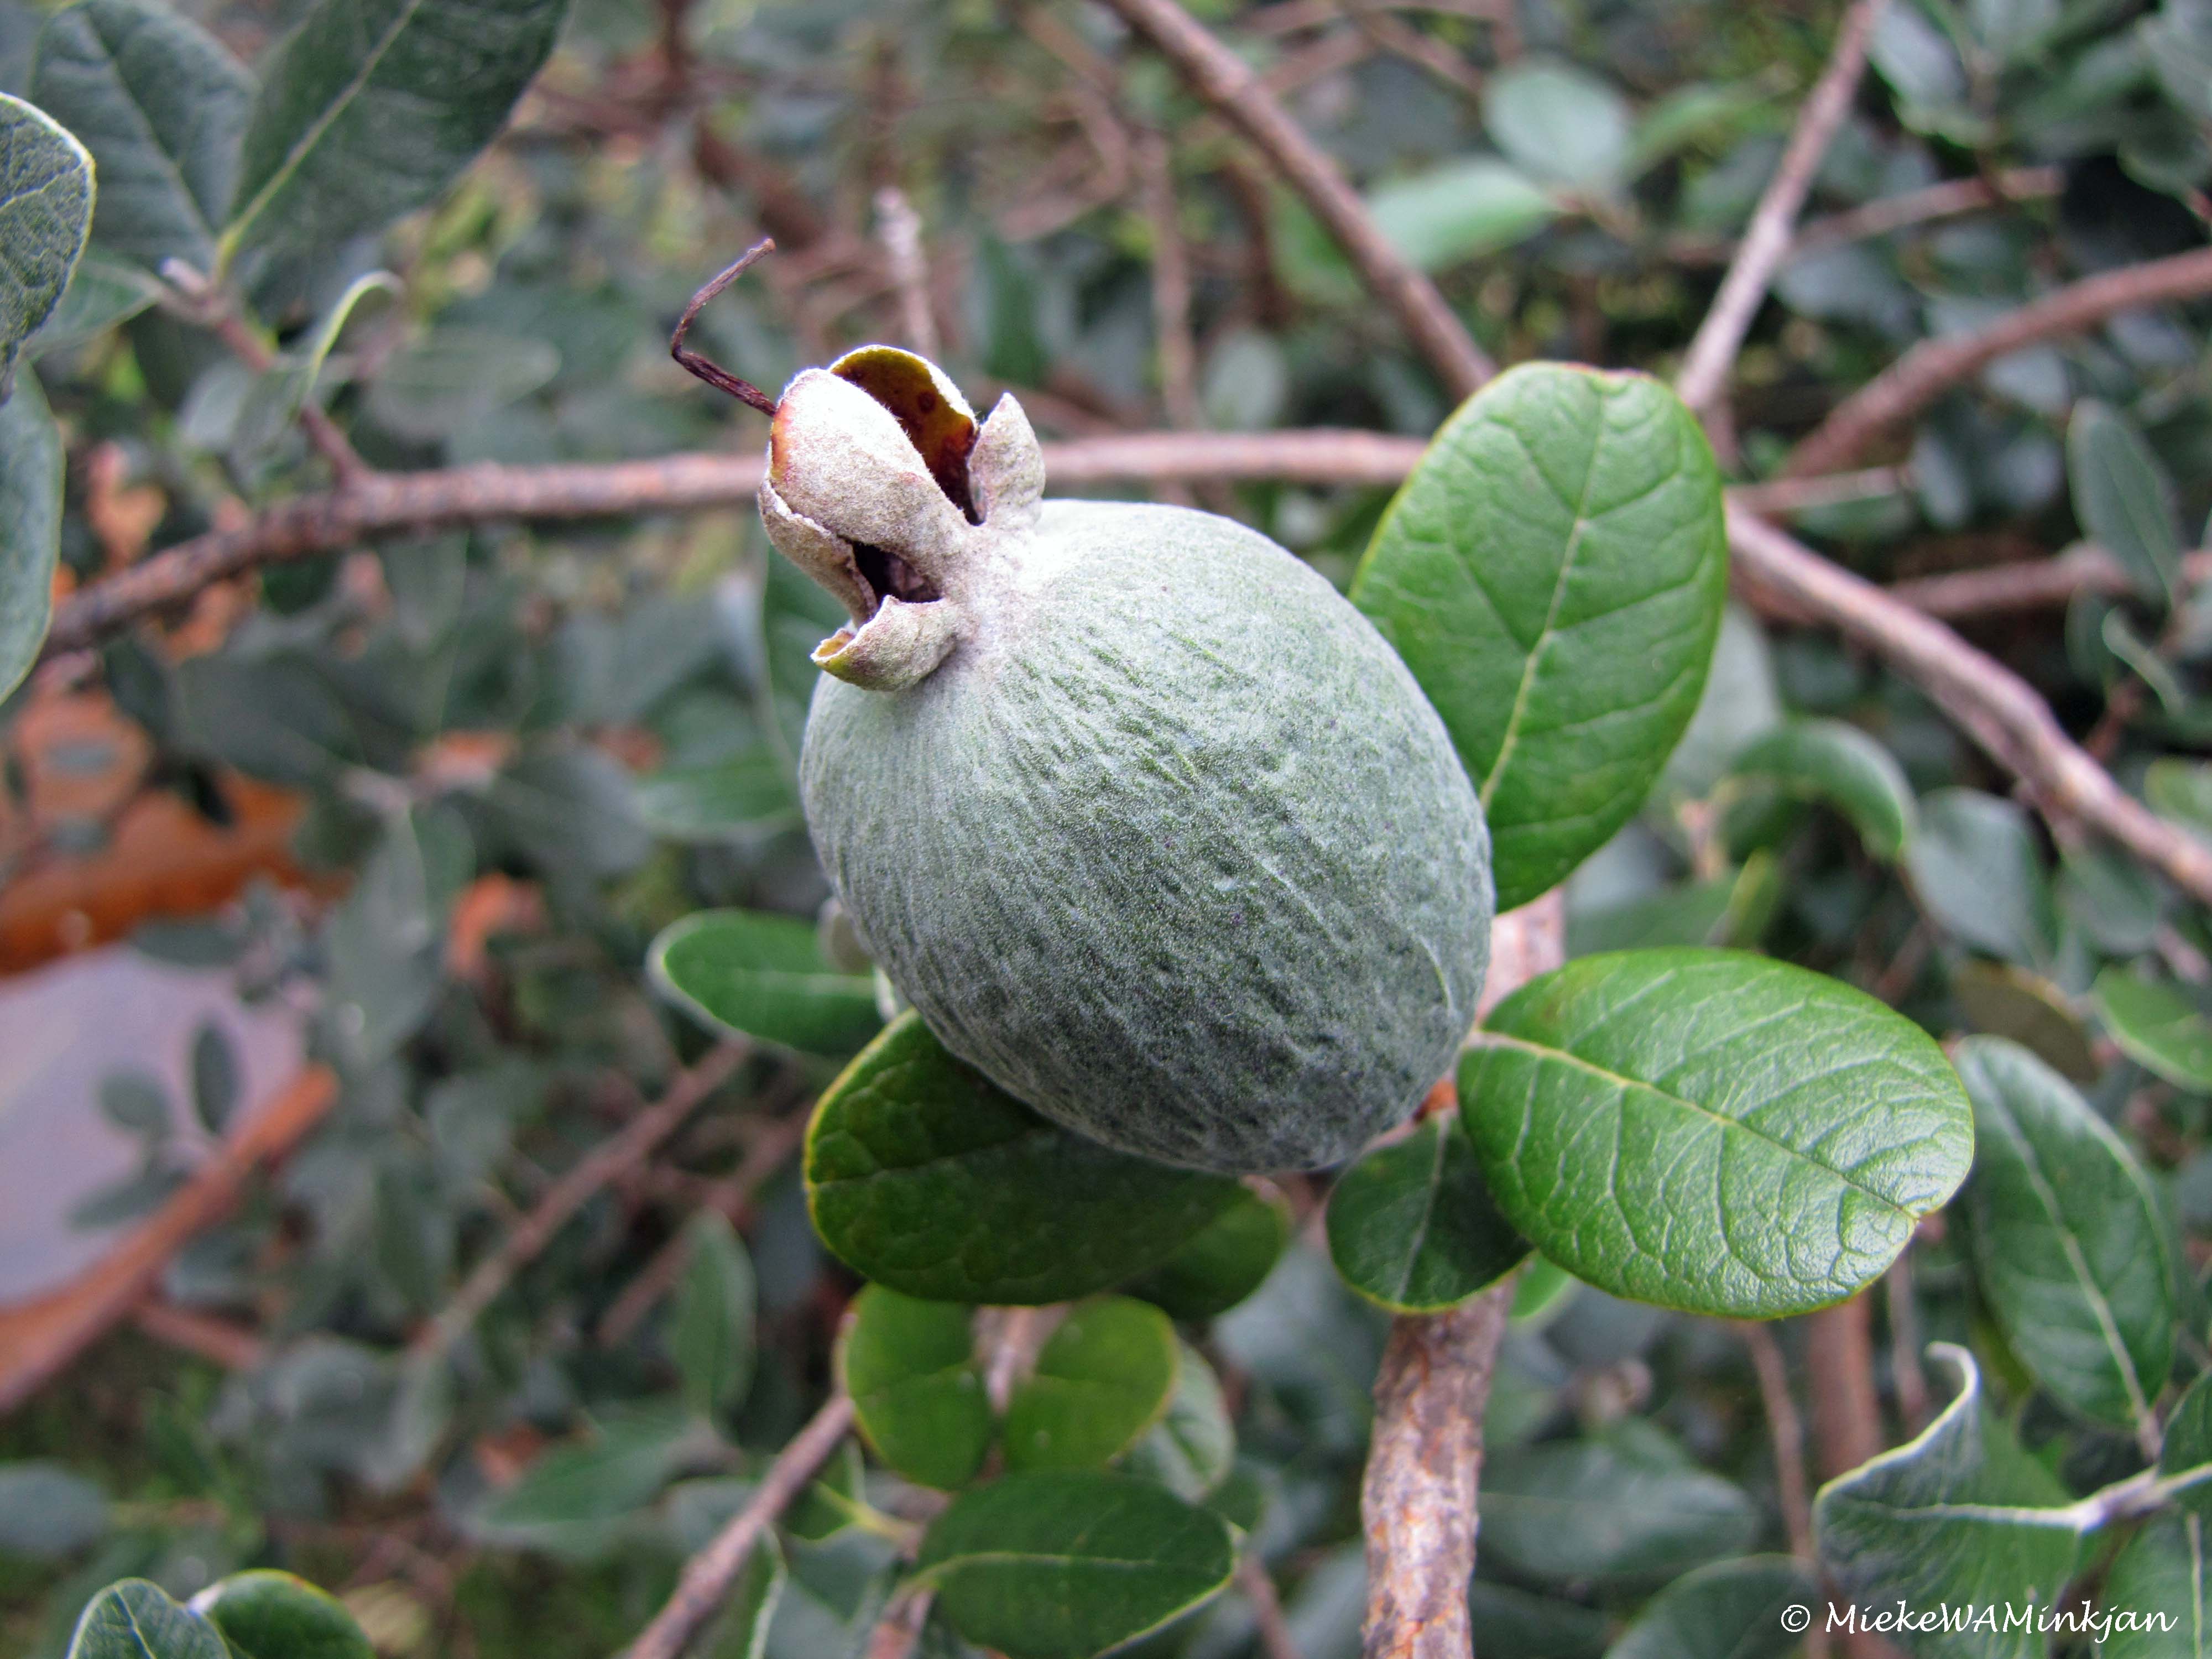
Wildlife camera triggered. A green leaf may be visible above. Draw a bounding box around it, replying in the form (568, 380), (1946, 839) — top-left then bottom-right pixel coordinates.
(363, 328), (560, 443)
(671, 1212), (757, 1421)
(1485, 59), (1632, 190)
(2100, 1514), (2209, 1659)
(0, 1460), (107, 1557)
(651, 909), (883, 1058)
(1469, 1582), (1610, 1659)
(2149, 757), (2212, 843)
(1122, 1182), (1289, 1321)
(1951, 961), (2098, 1084)
(1366, 158), (1558, 271)
(98, 1068), (169, 1136)
(230, 269), (398, 463)
(702, 1535), (785, 1659)
(0, 286), (62, 697)
(1957, 1036), (2174, 1435)
(1603, 1555), (1815, 1659)
(1120, 1342), (1234, 1501)
(28, 248), (159, 356)
(1814, 1346), (2088, 1659)
(839, 1285), (991, 1491)
(756, 547), (845, 772)
(2162, 1369), (2212, 1516)
(190, 1020), (238, 1136)
(193, 1571), (373, 1659)
(29, 0), (251, 273)
(1726, 719), (1915, 860)
(223, 0), (568, 271)
(1905, 788), (2055, 965)
(1566, 854), (1775, 956)
(805, 1013), (1240, 1306)
(1005, 1297), (1179, 1473)
(2094, 966), (2212, 1092)
(0, 91), (91, 403)
(916, 1471), (1235, 1659)
(634, 751), (801, 843)
(1481, 1427), (1760, 1584)
(1324, 1117), (1527, 1312)
(1509, 1253), (1577, 1327)
(2068, 400), (2181, 608)
(1463, 948), (1973, 1317)
(1352, 363), (1727, 910)
(67, 1581), (226, 1659)
(471, 1406), (709, 1559)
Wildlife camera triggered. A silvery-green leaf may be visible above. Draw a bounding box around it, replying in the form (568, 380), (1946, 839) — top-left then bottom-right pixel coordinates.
(1905, 789), (2055, 965)
(1366, 158), (1557, 272)
(67, 1581), (226, 1659)
(0, 372), (62, 697)
(28, 250), (159, 357)
(1957, 1037), (2173, 1436)
(2068, 399), (2181, 609)
(671, 1212), (756, 1422)
(1463, 948), (1973, 1317)
(0, 91), (92, 401)
(1482, 1427), (1760, 1584)
(1485, 59), (1631, 190)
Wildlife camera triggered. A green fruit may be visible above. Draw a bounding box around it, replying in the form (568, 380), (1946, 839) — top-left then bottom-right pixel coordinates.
(760, 347), (1491, 1172)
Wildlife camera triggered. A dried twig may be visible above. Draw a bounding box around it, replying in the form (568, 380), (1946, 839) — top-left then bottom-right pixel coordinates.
(410, 1043), (746, 1363)
(1729, 507), (2212, 907)
(1360, 891), (1562, 1659)
(1097, 0), (1494, 398)
(1674, 0), (1885, 412)
(1783, 244), (2212, 477)
(625, 1390), (857, 1659)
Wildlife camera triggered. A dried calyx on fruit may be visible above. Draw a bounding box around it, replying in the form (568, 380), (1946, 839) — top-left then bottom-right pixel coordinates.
(681, 248), (1494, 1173)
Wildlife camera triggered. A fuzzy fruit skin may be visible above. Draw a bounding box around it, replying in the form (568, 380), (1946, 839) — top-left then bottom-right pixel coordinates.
(799, 498), (1493, 1173)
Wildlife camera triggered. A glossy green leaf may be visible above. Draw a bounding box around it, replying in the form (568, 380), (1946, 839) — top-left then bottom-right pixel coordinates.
(1814, 1346), (2089, 1659)
(1366, 158), (1557, 271)
(2094, 966), (2212, 1091)
(651, 909), (883, 1058)
(1123, 1182), (1289, 1321)
(1324, 1117), (1527, 1312)
(1951, 961), (2098, 1084)
(1726, 718), (1915, 860)
(1352, 363), (1727, 910)
(2100, 1514), (2209, 1659)
(1604, 1555), (1815, 1659)
(1463, 948), (1973, 1317)
(0, 91), (91, 403)
(1005, 1297), (1179, 1473)
(67, 1581), (227, 1659)
(194, 1571), (373, 1659)
(1509, 1253), (1577, 1327)
(633, 751), (801, 843)
(916, 1471), (1235, 1659)
(0, 1460), (107, 1557)
(223, 0), (568, 270)
(1482, 1427), (1760, 1584)
(0, 373), (61, 697)
(1905, 788), (2055, 964)
(1957, 1037), (2173, 1434)
(839, 1285), (990, 1491)
(1485, 59), (1632, 190)
(2068, 399), (2180, 608)
(671, 1212), (756, 1421)
(1121, 1342), (1234, 1501)
(804, 1013), (1240, 1305)
(29, 0), (251, 273)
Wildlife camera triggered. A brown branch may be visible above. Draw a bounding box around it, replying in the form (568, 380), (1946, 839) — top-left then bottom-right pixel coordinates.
(1738, 1322), (1815, 1562)
(1729, 465), (1908, 519)
(134, 1301), (267, 1371)
(1783, 244), (2212, 478)
(873, 188), (939, 358)
(862, 1589), (935, 1659)
(1138, 133), (1206, 433)
(1674, 0), (1885, 413)
(1885, 1253), (1931, 1437)
(410, 1042), (746, 1363)
(1360, 891), (1562, 1659)
(1239, 1554), (1302, 1659)
(1095, 0), (1495, 398)
(1729, 506), (2212, 907)
(625, 1389), (857, 1659)
(1789, 166), (2063, 258)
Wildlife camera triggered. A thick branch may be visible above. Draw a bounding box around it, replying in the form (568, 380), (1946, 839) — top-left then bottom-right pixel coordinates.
(1094, 0), (1494, 397)
(1783, 244), (2212, 477)
(1360, 891), (1563, 1659)
(625, 1390), (857, 1659)
(411, 1043), (745, 1363)
(1674, 0), (1884, 411)
(1729, 507), (2212, 907)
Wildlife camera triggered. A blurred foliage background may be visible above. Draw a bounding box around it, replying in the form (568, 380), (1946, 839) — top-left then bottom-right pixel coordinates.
(9, 0), (2212, 1653)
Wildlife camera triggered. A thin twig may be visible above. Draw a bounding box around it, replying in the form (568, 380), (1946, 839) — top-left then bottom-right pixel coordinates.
(1729, 507), (2212, 908)
(624, 1390), (857, 1659)
(1360, 891), (1562, 1659)
(862, 1588), (935, 1659)
(1738, 1322), (1815, 1562)
(1885, 1253), (1931, 1437)
(1729, 465), (1908, 519)
(873, 189), (939, 358)
(1783, 244), (2212, 478)
(1096, 0), (1494, 398)
(1239, 1554), (1302, 1659)
(410, 1043), (746, 1363)
(1674, 0), (1885, 413)
(1138, 133), (1206, 432)
(1788, 166), (2063, 258)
